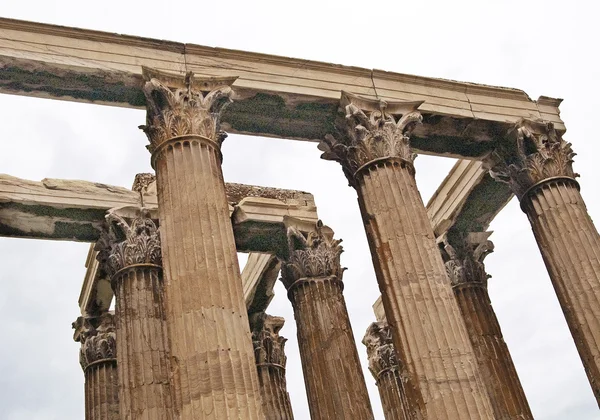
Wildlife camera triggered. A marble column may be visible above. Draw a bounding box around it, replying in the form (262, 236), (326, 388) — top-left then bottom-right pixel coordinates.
(251, 314), (294, 420)
(140, 69), (264, 419)
(443, 232), (533, 419)
(74, 313), (119, 420)
(363, 321), (410, 420)
(488, 118), (600, 405)
(319, 92), (494, 419)
(97, 208), (173, 420)
(280, 221), (374, 420)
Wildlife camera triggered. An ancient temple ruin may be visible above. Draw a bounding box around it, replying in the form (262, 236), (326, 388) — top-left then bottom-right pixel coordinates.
(0, 16), (598, 419)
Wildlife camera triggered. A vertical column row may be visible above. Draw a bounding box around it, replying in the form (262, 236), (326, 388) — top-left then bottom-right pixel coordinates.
(489, 118), (600, 405)
(319, 92), (494, 419)
(363, 321), (410, 420)
(74, 314), (119, 420)
(98, 209), (174, 420)
(140, 70), (264, 419)
(443, 233), (533, 419)
(280, 221), (374, 420)
(251, 315), (295, 420)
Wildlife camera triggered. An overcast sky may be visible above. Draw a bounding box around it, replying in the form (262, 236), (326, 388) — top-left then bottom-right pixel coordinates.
(0, 1), (599, 419)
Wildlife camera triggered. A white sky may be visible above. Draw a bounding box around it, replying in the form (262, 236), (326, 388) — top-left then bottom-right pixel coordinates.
(0, 1), (598, 419)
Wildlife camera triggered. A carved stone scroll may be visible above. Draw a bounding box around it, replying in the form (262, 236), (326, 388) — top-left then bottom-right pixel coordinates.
(280, 221), (374, 420)
(362, 322), (410, 420)
(443, 232), (533, 419)
(73, 313), (119, 420)
(489, 118), (600, 405)
(322, 92), (494, 419)
(141, 70), (264, 419)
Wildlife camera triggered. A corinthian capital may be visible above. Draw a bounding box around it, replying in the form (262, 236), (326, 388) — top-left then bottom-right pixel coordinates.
(442, 232), (493, 288)
(252, 314), (288, 368)
(487, 118), (578, 199)
(73, 313), (116, 371)
(318, 91), (423, 183)
(139, 67), (237, 154)
(280, 220), (345, 289)
(362, 321), (400, 379)
(95, 208), (162, 278)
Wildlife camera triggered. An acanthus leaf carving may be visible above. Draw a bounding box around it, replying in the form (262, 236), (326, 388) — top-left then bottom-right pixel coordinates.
(362, 321), (400, 379)
(318, 91), (423, 184)
(95, 208), (162, 278)
(252, 314), (288, 368)
(139, 68), (237, 153)
(73, 313), (117, 371)
(486, 118), (578, 199)
(280, 220), (345, 288)
(442, 233), (493, 287)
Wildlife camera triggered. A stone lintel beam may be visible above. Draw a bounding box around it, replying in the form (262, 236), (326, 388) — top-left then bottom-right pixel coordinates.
(0, 17), (563, 158)
(0, 174), (317, 244)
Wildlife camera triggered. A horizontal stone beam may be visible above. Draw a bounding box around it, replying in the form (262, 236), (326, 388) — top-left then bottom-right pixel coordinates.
(0, 18), (563, 158)
(427, 159), (513, 238)
(0, 174), (317, 246)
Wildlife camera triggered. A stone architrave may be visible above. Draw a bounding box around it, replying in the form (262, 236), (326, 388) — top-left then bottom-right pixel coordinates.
(443, 233), (533, 419)
(280, 221), (374, 420)
(96, 207), (174, 420)
(319, 92), (494, 419)
(251, 314), (295, 420)
(488, 118), (600, 405)
(73, 313), (119, 420)
(140, 68), (264, 419)
(362, 322), (410, 420)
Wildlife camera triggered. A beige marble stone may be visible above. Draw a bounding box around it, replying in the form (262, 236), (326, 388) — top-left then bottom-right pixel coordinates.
(97, 209), (174, 420)
(280, 221), (374, 420)
(320, 92), (494, 419)
(73, 313), (119, 420)
(363, 322), (410, 420)
(443, 232), (533, 419)
(251, 315), (294, 420)
(140, 70), (264, 419)
(488, 118), (600, 406)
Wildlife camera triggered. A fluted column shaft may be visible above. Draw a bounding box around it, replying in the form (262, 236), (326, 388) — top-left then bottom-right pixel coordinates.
(75, 314), (119, 420)
(524, 179), (600, 402)
(357, 162), (492, 417)
(252, 316), (294, 420)
(99, 208), (174, 420)
(113, 265), (173, 419)
(319, 93), (494, 419)
(444, 234), (532, 419)
(141, 71), (264, 419)
(489, 118), (600, 405)
(363, 322), (410, 420)
(85, 360), (120, 420)
(453, 281), (532, 418)
(289, 277), (373, 419)
(282, 222), (374, 420)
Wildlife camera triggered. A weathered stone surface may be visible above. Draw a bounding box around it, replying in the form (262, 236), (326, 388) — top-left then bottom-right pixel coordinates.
(443, 232), (533, 419)
(142, 72), (264, 419)
(0, 17), (564, 154)
(489, 118), (600, 405)
(0, 174), (316, 245)
(324, 93), (494, 419)
(363, 322), (410, 420)
(251, 315), (294, 420)
(281, 221), (374, 420)
(97, 209), (174, 420)
(73, 313), (119, 420)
